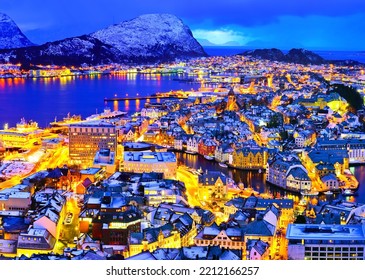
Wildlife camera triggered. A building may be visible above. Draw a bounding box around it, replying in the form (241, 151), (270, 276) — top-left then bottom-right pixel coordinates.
(321, 173), (339, 191)
(186, 135), (200, 154)
(194, 226), (245, 253)
(316, 139), (365, 164)
(293, 130), (316, 148)
(246, 239), (270, 260)
(286, 224), (365, 260)
(304, 149), (349, 177)
(143, 180), (187, 206)
(0, 119), (44, 148)
(69, 121), (117, 167)
(17, 228), (56, 256)
(198, 138), (217, 157)
(129, 213), (196, 258)
(92, 203), (142, 246)
(123, 151), (177, 179)
(198, 171), (227, 198)
(231, 147), (268, 170)
(285, 167), (312, 192)
(93, 149), (117, 174)
(267, 156), (310, 192)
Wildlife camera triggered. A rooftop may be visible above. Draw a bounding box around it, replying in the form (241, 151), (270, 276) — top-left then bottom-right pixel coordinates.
(124, 151), (176, 163)
(286, 224), (365, 240)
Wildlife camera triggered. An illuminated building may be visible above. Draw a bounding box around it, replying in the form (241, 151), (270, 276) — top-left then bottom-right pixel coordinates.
(79, 167), (104, 183)
(0, 119), (44, 148)
(17, 228), (56, 256)
(142, 180), (187, 206)
(293, 130), (316, 148)
(0, 190), (31, 211)
(286, 224), (365, 260)
(267, 156), (311, 192)
(69, 121), (117, 167)
(32, 191), (67, 240)
(303, 149), (349, 177)
(148, 203), (216, 226)
(316, 139), (365, 164)
(226, 88), (240, 111)
(129, 213), (196, 257)
(93, 148), (116, 174)
(198, 138), (217, 157)
(186, 135), (200, 154)
(92, 207), (142, 246)
(123, 151), (177, 179)
(246, 239), (270, 260)
(194, 225), (246, 253)
(231, 147), (268, 170)
(198, 170), (227, 197)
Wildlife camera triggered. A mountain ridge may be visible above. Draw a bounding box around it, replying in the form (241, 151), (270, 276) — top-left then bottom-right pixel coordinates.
(0, 13), (206, 65)
(0, 12), (35, 49)
(242, 48), (363, 65)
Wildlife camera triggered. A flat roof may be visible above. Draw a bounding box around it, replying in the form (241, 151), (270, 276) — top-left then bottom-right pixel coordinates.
(69, 121), (115, 127)
(124, 151), (176, 163)
(286, 224), (365, 241)
(80, 168), (102, 175)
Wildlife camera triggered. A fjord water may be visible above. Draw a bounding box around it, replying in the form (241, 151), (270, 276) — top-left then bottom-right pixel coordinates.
(0, 73), (198, 128)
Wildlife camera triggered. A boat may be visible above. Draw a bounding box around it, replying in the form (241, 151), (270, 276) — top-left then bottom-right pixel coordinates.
(219, 162), (228, 168)
(301, 190), (319, 196)
(185, 150), (197, 155)
(342, 189), (357, 196)
(323, 190), (334, 195)
(204, 155), (214, 160)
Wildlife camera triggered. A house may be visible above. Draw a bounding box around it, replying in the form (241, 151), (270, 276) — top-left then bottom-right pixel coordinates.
(246, 239), (270, 260)
(198, 138), (217, 156)
(186, 135), (200, 154)
(285, 167), (312, 192)
(17, 228), (56, 256)
(198, 171), (227, 198)
(231, 147), (268, 170)
(321, 173), (339, 191)
(194, 225), (245, 252)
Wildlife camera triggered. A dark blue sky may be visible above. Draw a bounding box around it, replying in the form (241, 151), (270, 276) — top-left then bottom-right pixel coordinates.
(1, 0), (365, 50)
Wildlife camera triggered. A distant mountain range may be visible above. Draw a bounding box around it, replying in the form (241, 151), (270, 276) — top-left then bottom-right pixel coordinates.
(242, 48), (363, 65)
(0, 12), (362, 66)
(0, 13), (206, 66)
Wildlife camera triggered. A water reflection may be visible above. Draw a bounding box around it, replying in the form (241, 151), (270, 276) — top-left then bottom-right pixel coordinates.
(175, 152), (365, 204)
(113, 100), (119, 112)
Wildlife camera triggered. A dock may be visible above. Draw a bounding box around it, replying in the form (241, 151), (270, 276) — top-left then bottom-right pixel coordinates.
(104, 95), (188, 102)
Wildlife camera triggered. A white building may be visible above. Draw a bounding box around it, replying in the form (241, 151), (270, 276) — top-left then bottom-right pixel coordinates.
(286, 223), (365, 260)
(123, 151), (177, 179)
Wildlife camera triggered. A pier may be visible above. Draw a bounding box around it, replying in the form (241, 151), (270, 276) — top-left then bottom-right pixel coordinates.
(104, 95), (188, 102)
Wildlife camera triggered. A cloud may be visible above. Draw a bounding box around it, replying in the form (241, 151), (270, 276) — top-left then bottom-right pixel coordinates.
(192, 28), (251, 46)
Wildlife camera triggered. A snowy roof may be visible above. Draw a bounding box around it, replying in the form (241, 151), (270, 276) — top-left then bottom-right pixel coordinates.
(286, 224), (365, 241)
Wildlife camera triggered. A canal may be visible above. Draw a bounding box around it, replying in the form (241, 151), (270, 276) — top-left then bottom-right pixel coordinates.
(175, 152), (365, 204)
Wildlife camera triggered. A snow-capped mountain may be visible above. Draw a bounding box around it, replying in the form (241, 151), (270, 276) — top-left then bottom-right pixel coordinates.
(0, 13), (205, 65)
(91, 13), (206, 62)
(0, 13), (34, 49)
(0, 35), (122, 66)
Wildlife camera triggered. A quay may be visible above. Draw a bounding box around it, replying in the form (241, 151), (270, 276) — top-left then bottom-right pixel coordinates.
(104, 95), (188, 102)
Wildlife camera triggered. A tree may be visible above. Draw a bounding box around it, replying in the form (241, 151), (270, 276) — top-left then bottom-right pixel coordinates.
(294, 215), (306, 224)
(267, 113), (282, 128)
(329, 84), (364, 112)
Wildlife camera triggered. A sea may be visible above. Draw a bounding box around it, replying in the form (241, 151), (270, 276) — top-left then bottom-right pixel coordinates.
(0, 47), (365, 203)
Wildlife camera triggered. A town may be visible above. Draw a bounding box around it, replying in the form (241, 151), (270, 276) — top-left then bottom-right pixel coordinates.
(1, 53), (365, 260)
